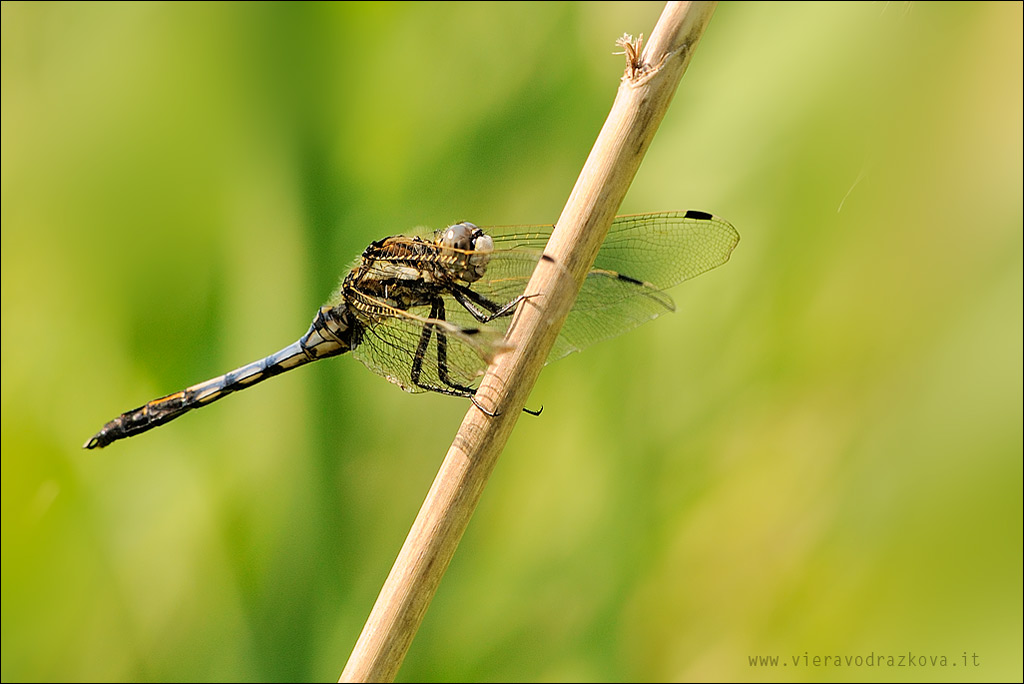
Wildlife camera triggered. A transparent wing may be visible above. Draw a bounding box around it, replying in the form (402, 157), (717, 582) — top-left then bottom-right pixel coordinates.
(460, 211), (739, 361)
(347, 290), (510, 394)
(481, 211), (739, 287)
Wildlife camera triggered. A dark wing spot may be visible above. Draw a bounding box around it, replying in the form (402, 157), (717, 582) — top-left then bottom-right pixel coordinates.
(684, 210), (714, 221)
(616, 273), (644, 286)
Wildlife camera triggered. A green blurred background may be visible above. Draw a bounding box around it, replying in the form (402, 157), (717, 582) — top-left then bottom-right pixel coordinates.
(2, 2), (1021, 681)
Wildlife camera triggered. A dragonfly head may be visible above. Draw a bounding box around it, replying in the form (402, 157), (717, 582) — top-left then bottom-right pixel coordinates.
(437, 222), (494, 282)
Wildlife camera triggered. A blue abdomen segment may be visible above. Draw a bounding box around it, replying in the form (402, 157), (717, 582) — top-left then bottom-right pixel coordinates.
(84, 306), (353, 449)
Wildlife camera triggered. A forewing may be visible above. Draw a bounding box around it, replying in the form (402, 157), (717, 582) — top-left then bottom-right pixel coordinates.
(468, 211), (739, 361)
(557, 211), (738, 359)
(481, 211), (738, 287)
(591, 211), (739, 288)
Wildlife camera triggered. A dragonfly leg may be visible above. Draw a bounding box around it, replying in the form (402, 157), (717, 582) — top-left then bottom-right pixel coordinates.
(451, 285), (540, 323)
(431, 299), (480, 396)
(407, 297), (477, 399)
(409, 306), (439, 390)
(406, 297), (543, 417)
(470, 394), (501, 417)
(439, 297), (547, 417)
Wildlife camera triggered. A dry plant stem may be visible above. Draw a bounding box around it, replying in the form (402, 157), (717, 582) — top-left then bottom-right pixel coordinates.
(339, 3), (718, 681)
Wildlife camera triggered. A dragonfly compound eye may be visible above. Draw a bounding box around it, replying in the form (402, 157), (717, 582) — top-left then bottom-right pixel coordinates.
(439, 222), (478, 251)
(439, 222), (493, 282)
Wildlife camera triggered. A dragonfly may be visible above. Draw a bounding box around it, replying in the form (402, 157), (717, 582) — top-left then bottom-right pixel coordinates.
(84, 211), (738, 449)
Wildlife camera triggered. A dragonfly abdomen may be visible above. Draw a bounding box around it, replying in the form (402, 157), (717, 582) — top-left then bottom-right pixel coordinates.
(84, 305), (355, 449)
